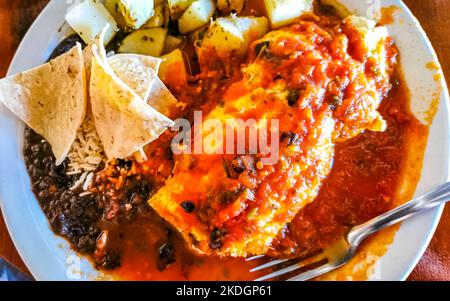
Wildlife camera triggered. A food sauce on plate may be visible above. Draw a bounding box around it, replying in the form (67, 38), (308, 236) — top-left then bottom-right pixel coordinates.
(108, 54), (428, 282)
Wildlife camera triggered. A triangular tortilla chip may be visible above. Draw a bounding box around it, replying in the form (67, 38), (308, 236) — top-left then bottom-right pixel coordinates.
(108, 54), (162, 102)
(90, 42), (174, 160)
(83, 43), (94, 86)
(108, 54), (177, 117)
(87, 27), (177, 119)
(0, 44), (86, 165)
(146, 77), (178, 117)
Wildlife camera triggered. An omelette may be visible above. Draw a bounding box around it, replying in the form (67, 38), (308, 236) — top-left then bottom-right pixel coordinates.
(149, 17), (397, 257)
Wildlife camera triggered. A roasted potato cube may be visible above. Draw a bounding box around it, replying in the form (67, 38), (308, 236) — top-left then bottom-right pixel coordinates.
(154, 0), (167, 5)
(178, 0), (216, 34)
(118, 27), (168, 57)
(263, 0), (313, 28)
(65, 0), (118, 44)
(105, 0), (155, 30)
(159, 49), (188, 84)
(168, 0), (195, 19)
(232, 16), (269, 50)
(143, 3), (165, 28)
(104, 0), (126, 28)
(163, 35), (184, 54)
(217, 0), (245, 14)
(201, 17), (244, 55)
(201, 16), (268, 56)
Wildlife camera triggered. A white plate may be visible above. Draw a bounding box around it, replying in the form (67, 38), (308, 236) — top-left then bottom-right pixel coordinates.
(0, 0), (449, 281)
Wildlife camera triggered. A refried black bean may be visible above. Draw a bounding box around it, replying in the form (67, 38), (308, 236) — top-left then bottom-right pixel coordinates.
(24, 127), (102, 254)
(48, 34), (85, 61)
(25, 127), (149, 266)
(23, 35), (174, 273)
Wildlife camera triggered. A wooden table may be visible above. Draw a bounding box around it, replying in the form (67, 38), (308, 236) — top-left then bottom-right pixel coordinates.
(0, 0), (449, 280)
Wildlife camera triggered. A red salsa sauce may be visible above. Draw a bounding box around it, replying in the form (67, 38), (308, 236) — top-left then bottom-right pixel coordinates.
(105, 70), (426, 280)
(105, 10), (427, 280)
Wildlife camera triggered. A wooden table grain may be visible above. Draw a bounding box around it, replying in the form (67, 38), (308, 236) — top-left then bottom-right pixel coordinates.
(0, 0), (449, 280)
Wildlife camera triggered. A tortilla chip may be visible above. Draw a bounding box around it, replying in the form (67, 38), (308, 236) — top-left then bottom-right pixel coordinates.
(146, 77), (178, 117)
(108, 54), (162, 102)
(108, 54), (177, 117)
(0, 44), (86, 165)
(89, 43), (174, 160)
(83, 43), (94, 86)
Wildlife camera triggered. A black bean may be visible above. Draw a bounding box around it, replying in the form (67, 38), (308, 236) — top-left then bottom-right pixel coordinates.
(180, 201), (195, 213)
(157, 242), (176, 271)
(71, 204), (84, 218)
(42, 156), (52, 165)
(116, 159), (132, 170)
(287, 90), (301, 107)
(280, 132), (302, 146)
(30, 144), (41, 153)
(209, 228), (226, 250)
(49, 169), (59, 178)
(32, 168), (43, 178)
(130, 193), (144, 205)
(48, 34), (85, 60)
(38, 180), (49, 190)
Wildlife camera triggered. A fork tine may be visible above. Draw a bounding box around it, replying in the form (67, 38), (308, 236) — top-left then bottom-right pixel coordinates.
(287, 264), (336, 281)
(254, 253), (328, 281)
(249, 259), (289, 272)
(246, 255), (266, 261)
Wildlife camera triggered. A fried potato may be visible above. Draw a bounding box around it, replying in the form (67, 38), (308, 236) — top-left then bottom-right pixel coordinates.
(168, 0), (195, 19)
(201, 16), (269, 56)
(66, 0), (118, 44)
(104, 0), (155, 30)
(263, 0), (313, 28)
(178, 0), (216, 34)
(159, 49), (188, 85)
(118, 27), (168, 57)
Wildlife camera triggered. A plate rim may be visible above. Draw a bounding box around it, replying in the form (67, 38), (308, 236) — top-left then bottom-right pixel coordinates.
(386, 0), (450, 280)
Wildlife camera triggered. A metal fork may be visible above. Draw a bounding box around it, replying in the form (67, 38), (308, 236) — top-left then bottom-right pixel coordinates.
(248, 181), (450, 281)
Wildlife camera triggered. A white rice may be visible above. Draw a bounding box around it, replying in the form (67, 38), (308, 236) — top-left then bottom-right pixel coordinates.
(66, 114), (106, 191)
(79, 191), (93, 197)
(83, 172), (94, 191)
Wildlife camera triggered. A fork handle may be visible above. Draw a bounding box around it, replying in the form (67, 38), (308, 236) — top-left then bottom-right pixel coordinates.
(347, 182), (450, 246)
